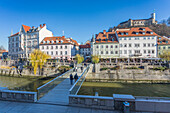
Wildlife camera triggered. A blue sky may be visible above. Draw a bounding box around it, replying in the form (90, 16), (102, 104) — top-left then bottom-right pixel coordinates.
(0, 0), (170, 49)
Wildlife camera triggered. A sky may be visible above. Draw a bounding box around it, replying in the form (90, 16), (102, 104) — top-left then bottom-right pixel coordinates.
(0, 0), (170, 50)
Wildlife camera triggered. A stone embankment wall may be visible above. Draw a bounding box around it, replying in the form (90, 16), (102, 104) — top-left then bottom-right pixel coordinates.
(86, 69), (170, 83)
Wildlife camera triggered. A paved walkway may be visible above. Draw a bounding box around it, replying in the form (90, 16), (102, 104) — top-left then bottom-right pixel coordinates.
(37, 67), (85, 105)
(0, 100), (121, 113)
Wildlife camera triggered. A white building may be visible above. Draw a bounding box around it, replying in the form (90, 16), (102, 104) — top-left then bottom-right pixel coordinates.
(8, 24), (53, 60)
(116, 27), (157, 58)
(39, 36), (79, 60)
(79, 41), (91, 58)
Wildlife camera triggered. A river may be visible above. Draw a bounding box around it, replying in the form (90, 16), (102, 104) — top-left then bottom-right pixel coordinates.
(78, 82), (170, 97)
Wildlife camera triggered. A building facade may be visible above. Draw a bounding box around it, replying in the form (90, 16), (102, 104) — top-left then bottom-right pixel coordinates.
(8, 24), (53, 60)
(157, 36), (170, 55)
(116, 27), (157, 58)
(118, 13), (157, 28)
(79, 42), (91, 58)
(39, 36), (79, 60)
(91, 30), (119, 59)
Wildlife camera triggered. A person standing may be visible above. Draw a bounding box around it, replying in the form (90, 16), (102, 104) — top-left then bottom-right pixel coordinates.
(70, 73), (73, 85)
(74, 73), (78, 82)
(81, 66), (83, 72)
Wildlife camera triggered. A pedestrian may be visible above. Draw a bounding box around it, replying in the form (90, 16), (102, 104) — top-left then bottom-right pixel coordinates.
(75, 66), (77, 72)
(70, 73), (73, 85)
(74, 73), (78, 82)
(81, 66), (83, 72)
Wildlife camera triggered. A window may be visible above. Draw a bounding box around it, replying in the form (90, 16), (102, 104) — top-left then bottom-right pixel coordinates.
(168, 47), (170, 49)
(56, 46), (58, 49)
(160, 41), (162, 43)
(106, 45), (108, 48)
(106, 51), (108, 54)
(129, 37), (131, 40)
(120, 50), (122, 54)
(60, 51), (62, 55)
(143, 43), (146, 47)
(47, 46), (49, 49)
(124, 50), (127, 54)
(148, 50), (150, 54)
(42, 46), (44, 49)
(101, 51), (103, 54)
(51, 51), (53, 55)
(65, 46), (67, 49)
(60, 46), (62, 49)
(144, 50), (146, 54)
(152, 37), (154, 39)
(56, 51), (58, 55)
(47, 51), (49, 54)
(115, 45), (118, 48)
(124, 44), (127, 47)
(96, 45), (99, 48)
(129, 44), (132, 47)
(152, 50), (154, 54)
(111, 51), (113, 54)
(111, 45), (113, 48)
(158, 47), (161, 49)
(124, 38), (126, 40)
(120, 44), (123, 47)
(148, 43), (150, 47)
(115, 51), (118, 54)
(119, 38), (122, 40)
(163, 47), (166, 49)
(135, 44), (140, 47)
(51, 46), (53, 49)
(152, 43), (154, 47)
(148, 37), (150, 39)
(129, 50), (132, 54)
(101, 45), (103, 48)
(135, 50), (140, 53)
(65, 51), (67, 55)
(143, 37), (146, 40)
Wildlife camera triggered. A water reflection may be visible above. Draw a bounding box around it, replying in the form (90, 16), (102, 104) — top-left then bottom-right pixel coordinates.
(78, 82), (170, 97)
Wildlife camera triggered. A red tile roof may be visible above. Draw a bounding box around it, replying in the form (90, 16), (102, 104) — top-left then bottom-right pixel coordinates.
(22, 25), (31, 32)
(10, 32), (19, 37)
(116, 27), (157, 37)
(79, 43), (91, 48)
(157, 36), (170, 45)
(95, 30), (118, 43)
(40, 36), (79, 46)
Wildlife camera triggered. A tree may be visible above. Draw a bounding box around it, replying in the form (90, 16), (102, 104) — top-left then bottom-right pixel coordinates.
(159, 50), (170, 61)
(92, 55), (99, 64)
(167, 17), (170, 25)
(75, 54), (84, 64)
(29, 49), (50, 75)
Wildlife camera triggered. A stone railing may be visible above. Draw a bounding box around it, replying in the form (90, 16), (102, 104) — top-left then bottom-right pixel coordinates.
(69, 95), (114, 110)
(0, 88), (37, 102)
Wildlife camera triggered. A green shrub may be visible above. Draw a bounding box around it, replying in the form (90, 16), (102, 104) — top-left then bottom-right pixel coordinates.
(125, 67), (139, 69)
(58, 66), (72, 73)
(100, 67), (108, 71)
(152, 66), (167, 71)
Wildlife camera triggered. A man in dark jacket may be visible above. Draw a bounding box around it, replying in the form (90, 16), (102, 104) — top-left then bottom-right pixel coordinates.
(74, 73), (78, 82)
(70, 74), (73, 85)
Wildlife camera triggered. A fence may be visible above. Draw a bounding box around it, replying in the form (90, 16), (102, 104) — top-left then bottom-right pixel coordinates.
(69, 64), (90, 95)
(37, 68), (74, 99)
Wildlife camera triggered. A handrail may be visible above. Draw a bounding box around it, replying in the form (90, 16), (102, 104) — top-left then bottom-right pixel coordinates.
(37, 68), (73, 90)
(69, 64), (90, 95)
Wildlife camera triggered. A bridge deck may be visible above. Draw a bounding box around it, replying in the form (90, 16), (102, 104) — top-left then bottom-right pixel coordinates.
(37, 68), (84, 105)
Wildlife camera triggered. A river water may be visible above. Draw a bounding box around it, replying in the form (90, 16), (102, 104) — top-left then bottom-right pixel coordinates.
(0, 75), (57, 92)
(78, 82), (170, 97)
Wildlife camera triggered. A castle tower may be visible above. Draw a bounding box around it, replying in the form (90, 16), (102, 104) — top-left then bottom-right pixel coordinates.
(151, 9), (156, 20)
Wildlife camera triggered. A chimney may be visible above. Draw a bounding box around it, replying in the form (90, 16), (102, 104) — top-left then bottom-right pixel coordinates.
(43, 23), (46, 26)
(103, 30), (106, 35)
(40, 24), (42, 27)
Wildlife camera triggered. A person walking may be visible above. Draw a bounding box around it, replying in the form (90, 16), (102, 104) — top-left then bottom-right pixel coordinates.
(70, 73), (73, 85)
(81, 66), (83, 72)
(74, 73), (78, 82)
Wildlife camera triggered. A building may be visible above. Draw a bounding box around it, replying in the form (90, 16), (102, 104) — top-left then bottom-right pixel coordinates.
(157, 36), (170, 55)
(116, 27), (157, 58)
(0, 50), (8, 59)
(39, 36), (79, 60)
(91, 30), (119, 59)
(8, 24), (53, 60)
(118, 12), (157, 28)
(79, 42), (91, 58)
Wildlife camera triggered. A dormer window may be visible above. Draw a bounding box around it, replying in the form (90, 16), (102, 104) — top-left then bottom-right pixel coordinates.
(112, 38), (114, 41)
(56, 40), (59, 43)
(126, 32), (128, 35)
(121, 32), (124, 35)
(47, 40), (50, 44)
(136, 32), (138, 35)
(166, 41), (168, 43)
(143, 28), (145, 31)
(160, 41), (162, 43)
(61, 40), (63, 43)
(43, 41), (46, 44)
(99, 39), (101, 41)
(51, 40), (54, 44)
(159, 37), (161, 40)
(142, 32), (145, 35)
(150, 32), (153, 34)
